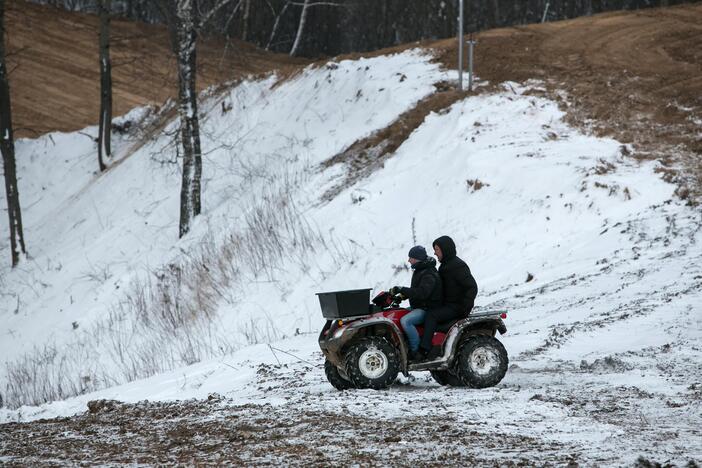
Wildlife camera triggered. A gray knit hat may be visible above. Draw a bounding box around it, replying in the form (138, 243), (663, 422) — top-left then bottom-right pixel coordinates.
(408, 245), (428, 261)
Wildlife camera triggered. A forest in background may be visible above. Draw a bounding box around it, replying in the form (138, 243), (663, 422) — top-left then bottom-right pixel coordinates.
(27, 0), (699, 56)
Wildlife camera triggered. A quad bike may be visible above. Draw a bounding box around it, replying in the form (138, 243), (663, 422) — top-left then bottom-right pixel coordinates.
(317, 288), (508, 390)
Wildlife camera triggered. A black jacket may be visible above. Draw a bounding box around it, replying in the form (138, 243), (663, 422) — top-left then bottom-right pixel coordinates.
(433, 236), (478, 316)
(400, 257), (442, 310)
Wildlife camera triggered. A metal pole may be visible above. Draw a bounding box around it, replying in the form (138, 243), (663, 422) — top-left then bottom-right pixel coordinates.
(468, 36), (475, 91)
(457, 0), (463, 90)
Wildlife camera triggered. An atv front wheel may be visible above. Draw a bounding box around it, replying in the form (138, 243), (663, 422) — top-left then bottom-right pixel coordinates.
(324, 359), (354, 390)
(344, 337), (399, 390)
(430, 369), (464, 387)
(456, 336), (508, 388)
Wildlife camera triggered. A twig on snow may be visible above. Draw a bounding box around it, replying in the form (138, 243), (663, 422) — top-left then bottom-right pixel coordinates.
(268, 345), (317, 367)
(220, 361), (238, 371)
(268, 344), (282, 365)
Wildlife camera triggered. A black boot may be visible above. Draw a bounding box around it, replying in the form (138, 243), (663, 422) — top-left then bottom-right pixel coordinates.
(413, 347), (431, 362)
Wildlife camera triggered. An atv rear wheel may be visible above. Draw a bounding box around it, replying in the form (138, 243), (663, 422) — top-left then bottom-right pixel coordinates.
(430, 369), (464, 386)
(344, 337), (399, 390)
(324, 359), (354, 390)
(456, 335), (508, 388)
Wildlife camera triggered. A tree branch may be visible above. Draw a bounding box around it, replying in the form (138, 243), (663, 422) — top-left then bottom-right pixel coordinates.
(222, 0), (244, 31)
(199, 0), (243, 29)
(289, 2), (344, 6)
(266, 0), (291, 50)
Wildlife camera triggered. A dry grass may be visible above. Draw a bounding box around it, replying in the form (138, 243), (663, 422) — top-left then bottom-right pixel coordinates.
(2, 173), (338, 409)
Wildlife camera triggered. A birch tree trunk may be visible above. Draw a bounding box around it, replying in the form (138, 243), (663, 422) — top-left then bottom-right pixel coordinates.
(97, 0), (112, 172)
(289, 0), (310, 57)
(0, 0), (27, 266)
(175, 0), (203, 238)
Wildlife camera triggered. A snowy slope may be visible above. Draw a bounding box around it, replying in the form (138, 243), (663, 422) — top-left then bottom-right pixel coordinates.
(0, 49), (700, 465)
(0, 50), (447, 366)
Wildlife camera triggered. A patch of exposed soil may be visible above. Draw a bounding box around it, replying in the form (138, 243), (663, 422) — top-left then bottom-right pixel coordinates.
(0, 397), (578, 466)
(4, 0), (308, 138)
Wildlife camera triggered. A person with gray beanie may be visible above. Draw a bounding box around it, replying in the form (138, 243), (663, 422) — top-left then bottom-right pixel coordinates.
(389, 245), (443, 360)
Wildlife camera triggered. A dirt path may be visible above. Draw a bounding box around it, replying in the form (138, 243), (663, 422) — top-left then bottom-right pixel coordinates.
(1, 362), (699, 466)
(4, 0), (307, 138)
(0, 398), (576, 467)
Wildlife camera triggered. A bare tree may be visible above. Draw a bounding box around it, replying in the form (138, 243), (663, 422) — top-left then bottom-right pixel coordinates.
(97, 0), (112, 172)
(289, 0), (343, 57)
(172, 0), (202, 238)
(158, 0), (233, 238)
(289, 0), (309, 56)
(266, 0), (291, 50)
(0, 0), (27, 266)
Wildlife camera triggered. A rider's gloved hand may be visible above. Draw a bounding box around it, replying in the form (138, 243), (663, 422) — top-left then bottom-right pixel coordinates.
(389, 286), (401, 296)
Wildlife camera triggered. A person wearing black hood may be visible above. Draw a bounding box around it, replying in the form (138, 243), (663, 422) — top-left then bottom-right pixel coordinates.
(418, 235), (478, 357)
(389, 245), (442, 359)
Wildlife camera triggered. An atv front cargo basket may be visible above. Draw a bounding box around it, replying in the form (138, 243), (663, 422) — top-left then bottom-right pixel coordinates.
(316, 288), (371, 319)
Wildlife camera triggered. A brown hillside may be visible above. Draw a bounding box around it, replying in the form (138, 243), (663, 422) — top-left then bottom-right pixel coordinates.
(4, 0), (307, 138)
(431, 3), (702, 202)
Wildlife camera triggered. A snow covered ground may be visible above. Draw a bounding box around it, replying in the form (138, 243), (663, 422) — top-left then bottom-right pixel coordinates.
(1, 50), (700, 465)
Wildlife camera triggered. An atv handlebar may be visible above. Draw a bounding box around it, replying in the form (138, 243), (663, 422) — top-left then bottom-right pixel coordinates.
(371, 290), (406, 310)
(391, 294), (404, 307)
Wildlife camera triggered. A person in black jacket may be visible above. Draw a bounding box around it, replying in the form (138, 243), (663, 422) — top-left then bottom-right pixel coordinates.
(389, 245), (442, 358)
(418, 235), (478, 357)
